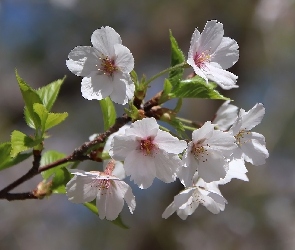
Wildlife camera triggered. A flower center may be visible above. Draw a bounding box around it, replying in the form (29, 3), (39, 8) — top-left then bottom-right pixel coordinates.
(90, 172), (112, 190)
(98, 56), (118, 76)
(235, 130), (251, 146)
(191, 139), (209, 163)
(140, 136), (156, 156)
(193, 51), (211, 69)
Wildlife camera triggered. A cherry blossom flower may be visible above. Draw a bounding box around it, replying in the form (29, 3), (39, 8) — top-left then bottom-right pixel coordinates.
(66, 26), (135, 105)
(179, 121), (237, 185)
(66, 161), (136, 221)
(230, 103), (269, 166)
(212, 101), (238, 131)
(162, 173), (227, 220)
(187, 20), (239, 90)
(109, 117), (187, 189)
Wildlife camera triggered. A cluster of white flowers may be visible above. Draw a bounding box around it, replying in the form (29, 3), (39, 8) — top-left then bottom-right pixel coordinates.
(65, 22), (269, 221)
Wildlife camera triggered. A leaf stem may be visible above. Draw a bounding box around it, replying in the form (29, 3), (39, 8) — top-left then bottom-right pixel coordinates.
(145, 62), (187, 85)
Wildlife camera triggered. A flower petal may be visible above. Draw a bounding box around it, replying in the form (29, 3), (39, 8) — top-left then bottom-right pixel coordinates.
(154, 130), (187, 154)
(162, 201), (177, 219)
(109, 73), (135, 105)
(91, 26), (122, 57)
(125, 117), (159, 138)
(110, 136), (137, 161)
(66, 46), (98, 77)
(206, 63), (238, 90)
(198, 20), (224, 55)
(123, 149), (157, 189)
(66, 175), (97, 203)
(240, 103), (265, 130)
(212, 37), (239, 69)
(81, 72), (114, 100)
(114, 44), (134, 73)
(96, 181), (125, 220)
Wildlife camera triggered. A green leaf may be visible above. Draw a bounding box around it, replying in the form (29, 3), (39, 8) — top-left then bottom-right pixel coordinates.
(51, 167), (71, 193)
(36, 77), (65, 111)
(33, 103), (49, 133)
(169, 76), (229, 100)
(24, 107), (36, 129)
(168, 30), (185, 86)
(33, 103), (68, 132)
(130, 70), (138, 87)
(84, 201), (129, 229)
(159, 79), (173, 104)
(0, 142), (32, 171)
(10, 130), (43, 157)
(45, 112), (68, 131)
(15, 70), (42, 129)
(41, 150), (69, 180)
(99, 97), (116, 130)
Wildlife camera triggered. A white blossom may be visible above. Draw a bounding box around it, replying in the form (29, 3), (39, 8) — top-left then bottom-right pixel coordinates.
(213, 101), (238, 131)
(66, 26), (135, 105)
(179, 121), (237, 185)
(187, 20), (239, 90)
(162, 173), (227, 220)
(66, 161), (136, 221)
(230, 103), (269, 166)
(110, 117), (187, 189)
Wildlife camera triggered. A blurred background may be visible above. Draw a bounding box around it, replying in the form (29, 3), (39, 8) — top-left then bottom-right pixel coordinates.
(0, 0), (295, 249)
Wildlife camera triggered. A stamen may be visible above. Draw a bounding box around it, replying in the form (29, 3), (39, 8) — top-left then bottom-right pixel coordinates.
(139, 136), (156, 156)
(193, 50), (211, 70)
(97, 56), (118, 77)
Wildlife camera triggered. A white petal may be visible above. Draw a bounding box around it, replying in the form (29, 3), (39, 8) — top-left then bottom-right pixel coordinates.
(123, 149), (157, 189)
(206, 63), (238, 90)
(66, 175), (97, 203)
(201, 192), (225, 214)
(207, 130), (237, 154)
(177, 160), (197, 187)
(241, 132), (269, 165)
(91, 26), (122, 57)
(213, 101), (239, 131)
(240, 103), (265, 130)
(125, 117), (159, 138)
(197, 150), (227, 182)
(114, 44), (134, 73)
(66, 46), (98, 77)
(187, 57), (209, 83)
(109, 73), (134, 105)
(162, 201), (177, 219)
(219, 158), (248, 184)
(154, 130), (187, 154)
(118, 181), (136, 213)
(96, 181), (124, 220)
(174, 188), (196, 207)
(211, 37), (239, 69)
(198, 20), (224, 55)
(153, 150), (182, 183)
(81, 72), (114, 100)
(109, 136), (137, 161)
(192, 121), (214, 143)
(187, 28), (201, 60)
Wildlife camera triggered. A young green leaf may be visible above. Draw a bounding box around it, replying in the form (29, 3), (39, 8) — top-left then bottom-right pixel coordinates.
(33, 103), (49, 133)
(99, 97), (116, 130)
(169, 76), (230, 100)
(15, 70), (42, 129)
(51, 167), (71, 194)
(0, 142), (32, 171)
(10, 130), (43, 157)
(36, 77), (65, 111)
(168, 30), (185, 86)
(41, 150), (69, 180)
(45, 112), (68, 131)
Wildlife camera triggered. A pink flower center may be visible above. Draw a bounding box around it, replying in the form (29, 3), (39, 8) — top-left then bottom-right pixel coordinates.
(191, 139), (209, 163)
(90, 171), (112, 190)
(193, 51), (211, 70)
(235, 130), (251, 146)
(98, 56), (118, 76)
(140, 136), (156, 156)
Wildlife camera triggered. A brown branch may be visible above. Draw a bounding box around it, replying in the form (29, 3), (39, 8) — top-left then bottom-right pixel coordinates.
(0, 114), (131, 201)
